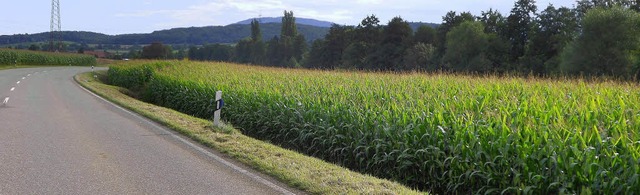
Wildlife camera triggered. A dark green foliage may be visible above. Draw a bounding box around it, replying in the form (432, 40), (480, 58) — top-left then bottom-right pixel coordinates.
(250, 19), (262, 42)
(560, 6), (640, 77)
(28, 44), (40, 51)
(506, 0), (538, 66)
(372, 17), (413, 71)
(435, 11), (476, 57)
(522, 5), (578, 75)
(443, 21), (491, 72)
(303, 39), (326, 68)
(188, 44), (233, 61)
(402, 43), (436, 71)
(234, 39), (253, 63)
(141, 42), (172, 59)
(340, 16), (382, 70)
(414, 25), (436, 45)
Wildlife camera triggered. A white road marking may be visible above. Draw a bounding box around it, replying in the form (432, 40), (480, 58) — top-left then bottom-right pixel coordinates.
(3, 97), (9, 105)
(22, 77), (25, 80)
(76, 82), (296, 195)
(10, 87), (15, 92)
(27, 74), (31, 76)
(16, 81), (20, 84)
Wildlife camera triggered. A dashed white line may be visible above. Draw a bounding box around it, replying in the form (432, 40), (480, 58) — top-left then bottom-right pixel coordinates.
(10, 87), (15, 92)
(76, 82), (296, 195)
(22, 77), (25, 80)
(16, 81), (20, 84)
(27, 74), (31, 76)
(2, 97), (9, 105)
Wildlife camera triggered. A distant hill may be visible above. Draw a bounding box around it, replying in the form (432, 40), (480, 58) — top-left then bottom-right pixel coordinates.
(0, 19), (440, 47)
(0, 23), (330, 46)
(408, 22), (440, 31)
(234, 17), (334, 28)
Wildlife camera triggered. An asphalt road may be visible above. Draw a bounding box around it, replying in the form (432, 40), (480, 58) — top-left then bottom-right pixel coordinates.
(0, 67), (296, 194)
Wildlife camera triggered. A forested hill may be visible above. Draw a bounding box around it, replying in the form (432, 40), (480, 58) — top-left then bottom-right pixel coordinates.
(0, 23), (330, 45)
(234, 17), (334, 27)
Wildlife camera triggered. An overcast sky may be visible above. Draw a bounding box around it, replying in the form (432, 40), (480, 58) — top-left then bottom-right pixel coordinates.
(0, 0), (576, 35)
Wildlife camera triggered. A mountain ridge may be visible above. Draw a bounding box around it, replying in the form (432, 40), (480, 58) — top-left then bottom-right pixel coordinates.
(234, 17), (335, 28)
(0, 18), (440, 47)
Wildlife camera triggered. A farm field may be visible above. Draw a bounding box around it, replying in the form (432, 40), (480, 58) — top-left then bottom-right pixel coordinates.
(108, 60), (640, 194)
(0, 49), (96, 67)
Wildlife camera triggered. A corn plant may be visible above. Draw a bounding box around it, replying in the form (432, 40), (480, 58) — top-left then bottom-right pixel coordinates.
(0, 49), (96, 66)
(109, 61), (640, 194)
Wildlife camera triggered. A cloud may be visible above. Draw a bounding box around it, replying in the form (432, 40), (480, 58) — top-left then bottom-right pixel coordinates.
(112, 0), (578, 31)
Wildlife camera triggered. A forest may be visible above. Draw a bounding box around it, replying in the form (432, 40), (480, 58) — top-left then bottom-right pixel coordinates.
(202, 0), (640, 79)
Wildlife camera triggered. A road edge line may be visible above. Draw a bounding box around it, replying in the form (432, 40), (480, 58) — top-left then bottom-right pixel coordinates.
(73, 75), (297, 195)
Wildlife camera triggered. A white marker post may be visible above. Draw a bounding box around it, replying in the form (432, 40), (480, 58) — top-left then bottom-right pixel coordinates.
(213, 91), (223, 127)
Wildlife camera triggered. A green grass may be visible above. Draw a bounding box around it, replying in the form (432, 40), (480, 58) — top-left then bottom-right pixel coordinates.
(107, 60), (640, 194)
(0, 49), (96, 67)
(75, 70), (423, 195)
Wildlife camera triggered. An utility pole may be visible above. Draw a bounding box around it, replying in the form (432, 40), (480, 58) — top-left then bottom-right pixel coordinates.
(50, 0), (61, 52)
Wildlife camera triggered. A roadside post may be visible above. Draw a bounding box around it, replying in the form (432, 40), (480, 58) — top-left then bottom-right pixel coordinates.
(213, 91), (224, 127)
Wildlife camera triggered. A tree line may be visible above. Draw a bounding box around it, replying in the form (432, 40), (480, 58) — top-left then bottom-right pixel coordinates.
(191, 0), (640, 79)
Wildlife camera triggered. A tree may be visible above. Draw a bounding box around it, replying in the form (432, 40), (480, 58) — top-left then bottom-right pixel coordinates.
(478, 9), (507, 35)
(281, 11), (297, 38)
(506, 0), (537, 66)
(142, 42), (172, 59)
(305, 39), (327, 68)
(28, 44), (40, 51)
(477, 9), (511, 72)
(435, 11), (475, 58)
(402, 43), (436, 71)
(560, 6), (640, 77)
(414, 25), (436, 44)
(266, 36), (282, 66)
(266, 10), (307, 67)
(523, 5), (578, 74)
(575, 0), (640, 27)
(373, 17), (413, 70)
(322, 24), (351, 69)
(251, 19), (262, 42)
(443, 21), (491, 73)
(234, 38), (252, 63)
(250, 19), (266, 64)
(341, 15), (381, 69)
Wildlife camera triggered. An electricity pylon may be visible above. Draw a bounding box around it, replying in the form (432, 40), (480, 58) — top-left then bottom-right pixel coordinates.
(49, 0), (61, 52)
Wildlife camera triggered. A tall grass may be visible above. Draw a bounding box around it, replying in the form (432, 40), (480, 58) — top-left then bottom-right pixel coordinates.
(0, 49), (96, 66)
(109, 61), (640, 194)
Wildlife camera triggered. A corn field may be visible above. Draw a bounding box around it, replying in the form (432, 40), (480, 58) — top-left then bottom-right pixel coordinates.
(0, 49), (96, 66)
(108, 61), (640, 194)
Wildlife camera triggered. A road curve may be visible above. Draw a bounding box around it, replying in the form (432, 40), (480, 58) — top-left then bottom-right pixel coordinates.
(0, 67), (296, 194)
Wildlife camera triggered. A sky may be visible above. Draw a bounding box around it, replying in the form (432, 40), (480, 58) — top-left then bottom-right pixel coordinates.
(0, 0), (576, 36)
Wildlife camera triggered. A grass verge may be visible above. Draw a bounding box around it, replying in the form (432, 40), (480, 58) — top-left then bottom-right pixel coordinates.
(75, 70), (424, 195)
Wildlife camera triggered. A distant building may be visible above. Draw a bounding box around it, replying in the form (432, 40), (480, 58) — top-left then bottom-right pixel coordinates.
(83, 51), (110, 58)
